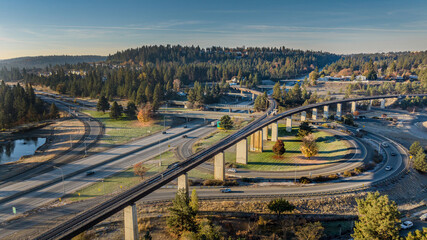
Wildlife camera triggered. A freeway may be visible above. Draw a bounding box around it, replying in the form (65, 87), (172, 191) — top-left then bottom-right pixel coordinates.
(0, 120), (214, 223)
(34, 93), (427, 240)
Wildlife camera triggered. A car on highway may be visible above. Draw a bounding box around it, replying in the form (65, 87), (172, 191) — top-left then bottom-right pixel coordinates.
(162, 131), (167, 134)
(167, 162), (179, 169)
(227, 168), (237, 173)
(183, 125), (187, 128)
(220, 188), (231, 193)
(401, 221), (413, 229)
(420, 213), (427, 221)
(86, 171), (95, 176)
(385, 166), (392, 171)
(182, 135), (188, 138)
(382, 142), (389, 147)
(391, 152), (397, 156)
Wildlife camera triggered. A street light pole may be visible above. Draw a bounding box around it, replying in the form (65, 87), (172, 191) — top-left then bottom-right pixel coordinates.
(53, 166), (65, 196)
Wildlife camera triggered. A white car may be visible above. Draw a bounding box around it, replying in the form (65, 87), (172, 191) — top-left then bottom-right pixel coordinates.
(420, 213), (427, 221)
(220, 188), (231, 193)
(227, 168), (237, 173)
(385, 166), (392, 171)
(401, 221), (413, 229)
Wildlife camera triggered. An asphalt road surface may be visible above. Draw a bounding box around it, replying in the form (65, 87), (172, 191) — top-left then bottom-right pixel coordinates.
(0, 120), (213, 223)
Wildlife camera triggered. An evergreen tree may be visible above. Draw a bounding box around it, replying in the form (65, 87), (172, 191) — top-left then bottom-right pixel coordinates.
(409, 141), (422, 156)
(189, 189), (199, 213)
(219, 115), (233, 130)
(272, 81), (281, 101)
(97, 95), (110, 113)
(49, 103), (59, 119)
(124, 101), (137, 120)
(352, 192), (400, 240)
(167, 189), (198, 237)
(109, 101), (122, 120)
(414, 148), (427, 172)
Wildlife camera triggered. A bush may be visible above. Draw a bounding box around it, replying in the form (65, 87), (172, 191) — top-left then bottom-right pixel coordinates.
(313, 175), (329, 182)
(354, 167), (363, 174)
(343, 170), (353, 177)
(202, 180), (224, 186)
(272, 140), (286, 156)
(299, 177), (312, 184)
(328, 174), (339, 180)
(224, 180), (239, 186)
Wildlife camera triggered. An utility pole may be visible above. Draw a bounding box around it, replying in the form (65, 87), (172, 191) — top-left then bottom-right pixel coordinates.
(53, 166), (65, 196)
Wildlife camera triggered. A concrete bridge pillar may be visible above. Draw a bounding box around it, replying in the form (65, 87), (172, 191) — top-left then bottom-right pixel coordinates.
(301, 111), (307, 121)
(214, 152), (225, 181)
(124, 204), (138, 240)
(380, 99), (386, 109)
(367, 100), (372, 111)
(229, 108), (232, 113)
(236, 138), (248, 164)
(177, 173), (189, 194)
(351, 101), (357, 113)
(250, 130), (263, 152)
(262, 126), (268, 140)
(252, 93), (255, 100)
(312, 108), (318, 120)
(286, 117), (292, 132)
(271, 122), (278, 142)
(336, 103), (342, 120)
(323, 105), (329, 119)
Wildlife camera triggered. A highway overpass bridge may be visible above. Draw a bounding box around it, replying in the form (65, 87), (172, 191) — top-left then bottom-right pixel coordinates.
(35, 91), (427, 240)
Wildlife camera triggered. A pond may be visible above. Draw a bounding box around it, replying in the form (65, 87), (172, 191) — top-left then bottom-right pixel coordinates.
(0, 137), (47, 164)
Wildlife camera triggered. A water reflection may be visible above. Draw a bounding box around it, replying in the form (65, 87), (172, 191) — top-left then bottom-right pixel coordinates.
(0, 137), (46, 164)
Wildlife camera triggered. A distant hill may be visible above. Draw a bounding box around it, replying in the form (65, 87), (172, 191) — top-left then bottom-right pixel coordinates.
(0, 55), (107, 69)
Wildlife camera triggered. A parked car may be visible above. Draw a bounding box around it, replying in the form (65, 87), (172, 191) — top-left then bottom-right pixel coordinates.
(401, 221), (413, 229)
(86, 171), (95, 176)
(227, 168), (237, 173)
(420, 213), (427, 221)
(220, 188), (231, 193)
(385, 166), (392, 171)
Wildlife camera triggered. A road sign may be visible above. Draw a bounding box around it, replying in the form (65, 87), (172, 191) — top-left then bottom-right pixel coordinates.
(12, 207), (16, 215)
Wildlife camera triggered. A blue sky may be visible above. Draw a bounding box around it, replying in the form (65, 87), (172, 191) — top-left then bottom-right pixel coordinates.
(0, 0), (427, 59)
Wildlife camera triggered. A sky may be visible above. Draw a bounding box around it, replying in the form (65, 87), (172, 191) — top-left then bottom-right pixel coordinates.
(1, 0), (427, 59)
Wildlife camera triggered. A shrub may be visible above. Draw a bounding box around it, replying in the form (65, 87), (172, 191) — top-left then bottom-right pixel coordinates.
(299, 177), (312, 184)
(272, 140), (286, 156)
(343, 170), (353, 177)
(328, 174), (339, 180)
(354, 167), (363, 174)
(202, 180), (224, 186)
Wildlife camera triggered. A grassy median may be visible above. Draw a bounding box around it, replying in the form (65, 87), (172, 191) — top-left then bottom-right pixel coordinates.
(82, 110), (168, 145)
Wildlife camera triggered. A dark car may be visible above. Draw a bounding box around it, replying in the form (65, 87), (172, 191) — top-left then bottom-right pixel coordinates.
(183, 125), (187, 128)
(162, 131), (167, 134)
(182, 135), (188, 138)
(391, 152), (397, 156)
(86, 170), (95, 176)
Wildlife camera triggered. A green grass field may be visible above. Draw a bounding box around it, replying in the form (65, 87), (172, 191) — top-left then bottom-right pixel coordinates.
(231, 124), (350, 171)
(66, 150), (212, 202)
(83, 110), (167, 144)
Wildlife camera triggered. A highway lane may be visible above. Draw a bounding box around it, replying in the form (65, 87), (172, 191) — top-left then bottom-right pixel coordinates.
(0, 121), (213, 222)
